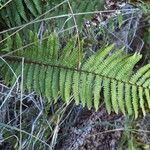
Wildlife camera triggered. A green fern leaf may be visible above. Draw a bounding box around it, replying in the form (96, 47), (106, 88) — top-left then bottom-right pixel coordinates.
(118, 12), (123, 28)
(104, 78), (111, 114)
(86, 73), (94, 109)
(23, 64), (29, 90)
(39, 65), (47, 94)
(116, 54), (142, 80)
(143, 79), (150, 108)
(6, 3), (15, 26)
(118, 82), (126, 115)
(52, 67), (59, 102)
(137, 70), (150, 86)
(26, 63), (34, 92)
(45, 66), (53, 102)
(95, 48), (123, 74)
(143, 79), (150, 88)
(14, 0), (28, 21)
(64, 70), (73, 104)
(12, 2), (22, 26)
(33, 64), (40, 94)
(47, 33), (59, 62)
(111, 80), (119, 114)
(93, 76), (102, 111)
(145, 89), (150, 108)
(2, 30), (150, 119)
(27, 31), (36, 59)
(80, 72), (87, 107)
(15, 33), (22, 48)
(125, 83), (133, 115)
(130, 64), (150, 83)
(60, 36), (77, 63)
(15, 33), (23, 55)
(11, 63), (22, 86)
(4, 33), (13, 52)
(76, 2), (88, 29)
(32, 0), (42, 14)
(132, 86), (138, 119)
(139, 87), (146, 116)
(0, 9), (11, 27)
(59, 68), (67, 101)
(65, 47), (78, 67)
(24, 0), (38, 17)
(101, 55), (130, 77)
(4, 68), (11, 86)
(72, 71), (80, 105)
(82, 44), (114, 71)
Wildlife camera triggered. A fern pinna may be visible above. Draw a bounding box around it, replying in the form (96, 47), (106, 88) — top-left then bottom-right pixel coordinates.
(0, 31), (150, 118)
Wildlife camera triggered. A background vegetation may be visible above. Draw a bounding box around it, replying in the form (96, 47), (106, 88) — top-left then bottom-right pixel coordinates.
(0, 0), (150, 149)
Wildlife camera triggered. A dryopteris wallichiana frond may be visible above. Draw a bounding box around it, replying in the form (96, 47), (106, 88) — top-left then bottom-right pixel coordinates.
(0, 31), (150, 119)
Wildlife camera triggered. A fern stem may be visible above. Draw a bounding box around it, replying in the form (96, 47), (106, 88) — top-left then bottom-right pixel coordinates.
(5, 56), (150, 91)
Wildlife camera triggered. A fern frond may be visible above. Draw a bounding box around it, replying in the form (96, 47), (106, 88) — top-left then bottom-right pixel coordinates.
(1, 32), (150, 118)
